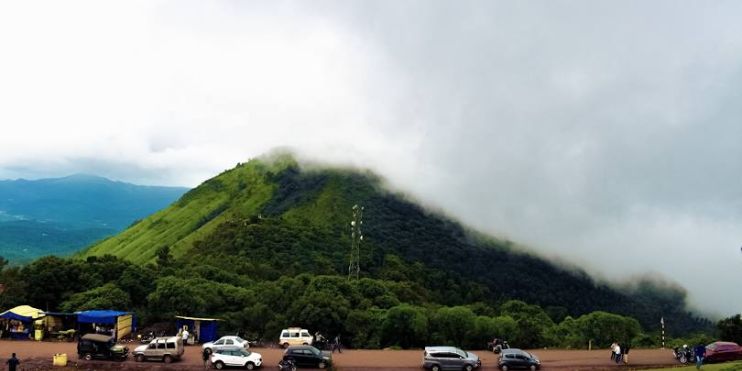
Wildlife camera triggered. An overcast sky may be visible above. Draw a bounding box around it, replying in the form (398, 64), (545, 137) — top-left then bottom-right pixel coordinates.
(1, 0), (741, 317)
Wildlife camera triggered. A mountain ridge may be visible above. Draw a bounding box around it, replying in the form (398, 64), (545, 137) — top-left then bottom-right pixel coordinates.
(81, 153), (711, 336)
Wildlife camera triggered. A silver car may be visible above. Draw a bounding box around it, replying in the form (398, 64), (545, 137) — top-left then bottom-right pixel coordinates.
(423, 346), (481, 371)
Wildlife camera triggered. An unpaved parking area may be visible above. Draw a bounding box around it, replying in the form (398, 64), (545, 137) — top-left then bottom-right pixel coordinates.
(0, 340), (679, 370)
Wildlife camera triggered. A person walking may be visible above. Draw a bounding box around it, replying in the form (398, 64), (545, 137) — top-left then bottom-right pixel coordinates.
(694, 343), (706, 369)
(202, 347), (210, 370)
(6, 353), (20, 371)
(332, 334), (342, 353)
(614, 342), (621, 364)
(609, 342), (617, 361)
(622, 342), (631, 364)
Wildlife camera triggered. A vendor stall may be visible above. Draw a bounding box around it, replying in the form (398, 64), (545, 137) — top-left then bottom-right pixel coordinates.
(0, 311), (32, 340)
(76, 310), (135, 340)
(0, 305), (45, 340)
(174, 316), (221, 343)
(43, 312), (78, 341)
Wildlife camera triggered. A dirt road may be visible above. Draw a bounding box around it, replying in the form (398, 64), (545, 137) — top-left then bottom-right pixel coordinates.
(0, 340), (680, 370)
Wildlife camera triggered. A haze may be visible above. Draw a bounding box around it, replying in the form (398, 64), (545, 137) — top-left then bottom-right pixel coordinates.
(1, 1), (741, 317)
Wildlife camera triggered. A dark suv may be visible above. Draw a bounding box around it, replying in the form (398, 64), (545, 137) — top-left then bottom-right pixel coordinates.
(77, 333), (129, 361)
(282, 345), (332, 369)
(497, 348), (540, 371)
(423, 346), (481, 371)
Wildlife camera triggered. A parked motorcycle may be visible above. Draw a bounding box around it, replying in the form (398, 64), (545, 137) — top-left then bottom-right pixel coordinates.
(138, 331), (155, 344)
(672, 345), (693, 364)
(278, 359), (297, 371)
(487, 338), (510, 354)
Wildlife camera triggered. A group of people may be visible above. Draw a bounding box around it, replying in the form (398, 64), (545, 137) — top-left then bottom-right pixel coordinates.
(314, 331), (343, 353)
(609, 341), (631, 364)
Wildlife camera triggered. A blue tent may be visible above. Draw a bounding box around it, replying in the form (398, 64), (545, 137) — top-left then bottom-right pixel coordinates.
(77, 310), (130, 324)
(0, 311), (32, 323)
(76, 310), (136, 340)
(175, 316), (221, 343)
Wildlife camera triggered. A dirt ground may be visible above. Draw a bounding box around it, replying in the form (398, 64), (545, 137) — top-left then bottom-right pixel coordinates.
(0, 340), (681, 370)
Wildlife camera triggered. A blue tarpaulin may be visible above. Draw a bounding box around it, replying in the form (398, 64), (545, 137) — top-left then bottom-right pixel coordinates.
(77, 310), (130, 324)
(0, 311), (32, 323)
(175, 316), (221, 343)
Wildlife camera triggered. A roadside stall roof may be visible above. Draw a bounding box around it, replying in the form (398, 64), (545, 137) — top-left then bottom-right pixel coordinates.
(1, 305), (45, 320)
(174, 316), (222, 321)
(77, 310), (131, 324)
(0, 311), (32, 322)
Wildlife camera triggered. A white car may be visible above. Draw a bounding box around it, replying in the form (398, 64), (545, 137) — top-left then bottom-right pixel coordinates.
(279, 328), (313, 348)
(203, 335), (250, 354)
(210, 348), (262, 370)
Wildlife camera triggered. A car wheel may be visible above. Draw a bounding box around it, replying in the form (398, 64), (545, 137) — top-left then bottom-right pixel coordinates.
(303, 342), (309, 345)
(283, 342), (290, 349)
(432, 365), (441, 371)
(530, 365), (537, 371)
(318, 361), (327, 369)
(164, 355), (172, 363)
(215, 361), (225, 370)
(680, 355), (687, 364)
(84, 353), (92, 361)
(501, 365), (509, 371)
(135, 354), (144, 362)
(246, 362), (255, 370)
(464, 365), (474, 371)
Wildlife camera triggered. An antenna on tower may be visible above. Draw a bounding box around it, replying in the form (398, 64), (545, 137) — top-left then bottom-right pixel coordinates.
(348, 204), (364, 280)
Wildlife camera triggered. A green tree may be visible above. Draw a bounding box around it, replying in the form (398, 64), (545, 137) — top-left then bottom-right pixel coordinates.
(430, 306), (476, 346)
(146, 276), (206, 319)
(718, 314), (742, 343)
(60, 283), (131, 312)
(573, 311), (641, 348)
(500, 300), (555, 348)
(381, 304), (428, 348)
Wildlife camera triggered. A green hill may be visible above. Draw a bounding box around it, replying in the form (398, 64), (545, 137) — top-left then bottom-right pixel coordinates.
(80, 153), (710, 337)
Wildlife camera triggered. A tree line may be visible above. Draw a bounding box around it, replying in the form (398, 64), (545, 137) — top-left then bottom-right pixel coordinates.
(1, 254), (730, 349)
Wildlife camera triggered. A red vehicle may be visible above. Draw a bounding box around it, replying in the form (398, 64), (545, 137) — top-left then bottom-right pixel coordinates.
(704, 342), (742, 363)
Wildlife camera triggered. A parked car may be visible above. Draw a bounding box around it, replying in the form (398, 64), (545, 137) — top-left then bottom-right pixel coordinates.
(282, 345), (331, 369)
(210, 347), (263, 370)
(77, 333), (129, 361)
(280, 328), (313, 348)
(422, 346), (481, 371)
(704, 341), (742, 363)
(497, 348), (540, 371)
(133, 336), (184, 363)
(203, 335), (250, 354)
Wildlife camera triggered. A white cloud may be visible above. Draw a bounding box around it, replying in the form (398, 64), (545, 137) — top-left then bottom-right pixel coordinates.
(1, 0), (741, 316)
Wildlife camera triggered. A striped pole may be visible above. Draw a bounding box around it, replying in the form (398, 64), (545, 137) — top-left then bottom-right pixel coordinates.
(661, 317), (665, 349)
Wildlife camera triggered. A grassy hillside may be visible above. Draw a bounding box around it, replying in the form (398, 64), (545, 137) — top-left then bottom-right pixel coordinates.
(80, 154), (712, 336)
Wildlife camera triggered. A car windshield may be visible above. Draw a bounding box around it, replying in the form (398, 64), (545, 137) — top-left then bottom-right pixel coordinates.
(239, 349), (251, 357)
(455, 349), (466, 358)
(235, 337), (245, 343)
(309, 347), (321, 356)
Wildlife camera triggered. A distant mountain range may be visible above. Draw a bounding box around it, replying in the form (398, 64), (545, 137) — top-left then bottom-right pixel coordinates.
(0, 174), (188, 262)
(82, 154), (710, 335)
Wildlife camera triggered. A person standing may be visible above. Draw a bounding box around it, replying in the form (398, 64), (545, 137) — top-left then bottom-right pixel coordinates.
(182, 327), (190, 346)
(202, 347), (210, 370)
(614, 343), (621, 364)
(6, 353), (20, 371)
(622, 342), (631, 364)
(694, 343), (706, 370)
(332, 334), (342, 353)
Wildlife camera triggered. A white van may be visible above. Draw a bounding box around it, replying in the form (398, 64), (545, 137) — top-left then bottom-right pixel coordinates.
(279, 327), (313, 348)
